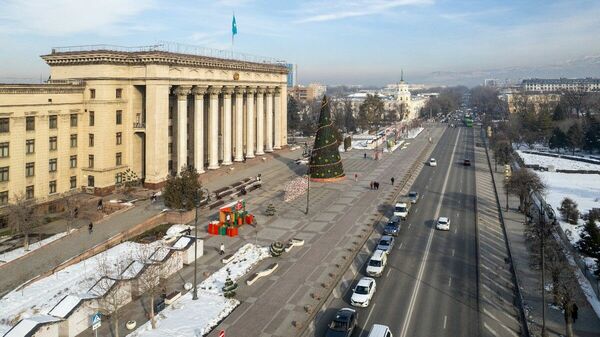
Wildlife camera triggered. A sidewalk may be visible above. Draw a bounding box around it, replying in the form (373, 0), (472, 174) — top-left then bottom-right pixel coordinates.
(487, 145), (600, 336)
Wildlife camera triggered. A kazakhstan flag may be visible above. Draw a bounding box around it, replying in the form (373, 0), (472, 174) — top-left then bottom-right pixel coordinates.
(232, 15), (238, 36)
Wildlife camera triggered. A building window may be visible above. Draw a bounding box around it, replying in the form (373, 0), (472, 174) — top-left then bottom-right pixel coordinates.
(88, 155), (94, 168)
(90, 89), (96, 99)
(49, 180), (57, 194)
(70, 155), (77, 168)
(70, 134), (77, 148)
(26, 186), (34, 200)
(0, 142), (8, 158)
(116, 88), (122, 99)
(70, 114), (78, 127)
(70, 176), (77, 189)
(49, 158), (57, 172)
(116, 152), (122, 166)
(115, 173), (123, 184)
(26, 116), (35, 131)
(116, 110), (122, 125)
(0, 118), (9, 133)
(26, 139), (35, 154)
(0, 167), (8, 182)
(88, 134), (94, 147)
(49, 136), (58, 151)
(116, 132), (122, 145)
(49, 115), (58, 129)
(26, 162), (35, 177)
(87, 175), (95, 187)
(89, 111), (95, 126)
(0, 191), (8, 206)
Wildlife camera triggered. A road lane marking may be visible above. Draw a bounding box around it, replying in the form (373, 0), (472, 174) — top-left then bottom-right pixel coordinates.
(399, 242), (403, 249)
(408, 223), (412, 229)
(399, 129), (461, 337)
(452, 249), (455, 257)
(484, 322), (498, 336)
(361, 303), (377, 337)
(386, 269), (391, 278)
(454, 228), (457, 234)
(448, 277), (452, 287)
(443, 315), (447, 329)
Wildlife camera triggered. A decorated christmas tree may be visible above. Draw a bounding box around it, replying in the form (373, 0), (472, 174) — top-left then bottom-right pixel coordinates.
(222, 276), (238, 298)
(309, 96), (345, 182)
(270, 241), (285, 257)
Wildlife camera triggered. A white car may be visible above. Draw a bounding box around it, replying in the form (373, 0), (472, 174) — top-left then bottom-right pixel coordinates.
(350, 277), (376, 307)
(393, 202), (410, 219)
(436, 217), (450, 231)
(366, 250), (388, 277)
(429, 158), (437, 167)
(376, 235), (395, 253)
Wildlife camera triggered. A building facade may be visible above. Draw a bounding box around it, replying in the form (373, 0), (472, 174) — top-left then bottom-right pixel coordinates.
(522, 78), (600, 92)
(0, 47), (288, 205)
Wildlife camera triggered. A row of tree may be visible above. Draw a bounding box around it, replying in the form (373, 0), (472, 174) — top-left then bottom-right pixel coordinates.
(420, 86), (468, 118)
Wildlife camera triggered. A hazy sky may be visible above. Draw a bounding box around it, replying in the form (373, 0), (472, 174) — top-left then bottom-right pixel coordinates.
(1, 0), (600, 85)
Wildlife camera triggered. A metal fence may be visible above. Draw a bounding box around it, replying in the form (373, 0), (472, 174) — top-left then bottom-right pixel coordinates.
(50, 41), (286, 66)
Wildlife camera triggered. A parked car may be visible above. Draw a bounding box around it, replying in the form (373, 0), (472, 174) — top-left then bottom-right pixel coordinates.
(383, 218), (400, 236)
(436, 217), (451, 231)
(429, 158), (437, 167)
(325, 308), (358, 337)
(393, 202), (410, 220)
(366, 250), (388, 277)
(350, 277), (376, 307)
(408, 191), (419, 204)
(463, 159), (471, 166)
(376, 235), (395, 252)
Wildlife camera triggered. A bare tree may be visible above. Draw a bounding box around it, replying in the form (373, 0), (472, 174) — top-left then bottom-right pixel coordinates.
(505, 168), (546, 216)
(548, 243), (580, 337)
(92, 252), (133, 337)
(62, 193), (81, 233)
(6, 194), (41, 251)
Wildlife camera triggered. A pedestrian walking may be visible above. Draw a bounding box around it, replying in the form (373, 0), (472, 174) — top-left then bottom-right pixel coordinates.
(219, 242), (225, 255)
(391, 177), (395, 186)
(364, 153), (367, 159)
(88, 222), (93, 234)
(370, 181), (373, 190)
(374, 181), (379, 190)
(97, 199), (103, 211)
(573, 303), (579, 323)
(354, 173), (358, 181)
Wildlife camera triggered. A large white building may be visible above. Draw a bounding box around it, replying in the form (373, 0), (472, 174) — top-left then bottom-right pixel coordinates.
(522, 78), (600, 92)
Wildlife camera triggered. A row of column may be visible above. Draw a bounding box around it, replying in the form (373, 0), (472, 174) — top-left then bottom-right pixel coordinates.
(173, 85), (283, 174)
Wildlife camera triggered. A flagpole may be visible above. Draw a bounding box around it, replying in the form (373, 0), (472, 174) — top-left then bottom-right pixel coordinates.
(232, 11), (235, 59)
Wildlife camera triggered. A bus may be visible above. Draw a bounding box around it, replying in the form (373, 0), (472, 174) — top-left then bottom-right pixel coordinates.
(464, 115), (473, 127)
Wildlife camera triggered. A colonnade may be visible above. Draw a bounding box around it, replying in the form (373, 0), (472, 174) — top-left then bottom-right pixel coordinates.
(171, 84), (284, 175)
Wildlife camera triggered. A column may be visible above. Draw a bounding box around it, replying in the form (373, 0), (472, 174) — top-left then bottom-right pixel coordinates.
(192, 85), (208, 173)
(145, 83), (170, 186)
(222, 86), (233, 165)
(255, 87), (265, 155)
(273, 87), (282, 150)
(245, 87), (256, 158)
(174, 86), (191, 175)
(265, 87), (274, 152)
(280, 85), (288, 146)
(208, 86), (220, 170)
(234, 87), (245, 162)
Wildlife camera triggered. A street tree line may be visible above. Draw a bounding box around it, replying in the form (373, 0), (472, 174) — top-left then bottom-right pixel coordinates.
(420, 86), (468, 118)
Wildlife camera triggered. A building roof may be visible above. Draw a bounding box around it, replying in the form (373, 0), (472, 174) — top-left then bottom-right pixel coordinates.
(3, 315), (61, 337)
(48, 295), (83, 319)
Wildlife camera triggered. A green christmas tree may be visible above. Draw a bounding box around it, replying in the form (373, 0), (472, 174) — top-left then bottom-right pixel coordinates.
(222, 276), (238, 298)
(309, 96), (345, 181)
(270, 241), (285, 257)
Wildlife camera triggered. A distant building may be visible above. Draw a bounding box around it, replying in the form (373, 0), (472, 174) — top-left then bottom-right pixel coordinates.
(484, 79), (500, 87)
(522, 78), (600, 92)
(285, 64), (297, 87)
(289, 83), (327, 102)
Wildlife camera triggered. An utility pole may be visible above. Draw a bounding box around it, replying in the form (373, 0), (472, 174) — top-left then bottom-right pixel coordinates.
(539, 197), (548, 337)
(305, 148), (311, 215)
(192, 189), (200, 300)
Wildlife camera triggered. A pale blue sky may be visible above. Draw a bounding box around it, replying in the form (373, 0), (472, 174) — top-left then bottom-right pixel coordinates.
(1, 0), (599, 85)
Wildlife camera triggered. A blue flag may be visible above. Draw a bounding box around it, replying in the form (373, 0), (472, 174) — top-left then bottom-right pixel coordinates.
(232, 15), (237, 36)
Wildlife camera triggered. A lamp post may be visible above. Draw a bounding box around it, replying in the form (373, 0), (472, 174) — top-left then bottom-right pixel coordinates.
(192, 189), (201, 300)
(305, 148), (312, 215)
(539, 196), (548, 337)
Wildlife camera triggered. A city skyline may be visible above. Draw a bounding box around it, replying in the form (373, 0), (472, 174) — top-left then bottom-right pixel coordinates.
(1, 0), (600, 85)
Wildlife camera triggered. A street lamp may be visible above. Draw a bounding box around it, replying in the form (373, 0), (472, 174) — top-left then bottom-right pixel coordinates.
(305, 148), (312, 215)
(535, 192), (548, 337)
(192, 188), (202, 300)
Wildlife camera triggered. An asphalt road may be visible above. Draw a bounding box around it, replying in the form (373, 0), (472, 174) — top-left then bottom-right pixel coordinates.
(315, 126), (479, 337)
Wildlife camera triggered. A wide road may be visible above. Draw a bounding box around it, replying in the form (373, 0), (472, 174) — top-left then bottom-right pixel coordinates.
(315, 126), (478, 337)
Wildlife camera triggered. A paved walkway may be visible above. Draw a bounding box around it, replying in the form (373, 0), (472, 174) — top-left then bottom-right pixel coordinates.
(474, 140), (522, 337)
(487, 143), (600, 336)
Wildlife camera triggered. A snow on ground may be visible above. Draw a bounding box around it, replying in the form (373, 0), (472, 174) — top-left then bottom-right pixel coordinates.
(405, 127), (424, 139)
(0, 241), (152, 335)
(163, 224), (192, 240)
(517, 150), (600, 171)
(128, 243), (269, 337)
(0, 232), (68, 265)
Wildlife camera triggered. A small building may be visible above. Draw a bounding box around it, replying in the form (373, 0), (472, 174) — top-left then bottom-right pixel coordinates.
(47, 295), (95, 337)
(3, 316), (61, 337)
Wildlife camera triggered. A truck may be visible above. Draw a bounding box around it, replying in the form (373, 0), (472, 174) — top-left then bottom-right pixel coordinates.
(393, 200), (411, 220)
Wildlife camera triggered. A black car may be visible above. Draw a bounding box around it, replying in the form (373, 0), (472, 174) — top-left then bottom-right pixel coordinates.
(383, 217), (401, 236)
(326, 308), (358, 337)
(463, 159), (471, 166)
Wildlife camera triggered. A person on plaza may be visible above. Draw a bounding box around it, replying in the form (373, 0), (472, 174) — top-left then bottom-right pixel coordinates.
(185, 227), (192, 236)
(572, 303), (579, 323)
(97, 199), (103, 211)
(88, 222), (93, 234)
(370, 181), (374, 190)
(219, 242), (225, 255)
(374, 181), (379, 190)
(364, 153), (367, 159)
(391, 177), (395, 186)
(354, 173), (358, 181)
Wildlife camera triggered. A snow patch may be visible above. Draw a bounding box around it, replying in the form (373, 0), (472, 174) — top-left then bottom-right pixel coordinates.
(0, 232), (68, 264)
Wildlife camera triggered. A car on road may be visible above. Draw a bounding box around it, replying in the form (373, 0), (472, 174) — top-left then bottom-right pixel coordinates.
(393, 202), (410, 219)
(408, 191), (419, 204)
(325, 308), (357, 337)
(429, 158), (437, 167)
(368, 324), (393, 337)
(463, 159), (471, 166)
(366, 249), (388, 277)
(350, 277), (376, 307)
(376, 235), (395, 252)
(436, 217), (451, 231)
(383, 217), (400, 236)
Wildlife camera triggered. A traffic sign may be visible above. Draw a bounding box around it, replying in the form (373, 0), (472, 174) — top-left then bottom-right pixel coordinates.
(218, 330), (225, 337)
(91, 313), (101, 330)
